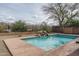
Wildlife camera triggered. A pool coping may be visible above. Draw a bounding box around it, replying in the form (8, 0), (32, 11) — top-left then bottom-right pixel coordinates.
(3, 33), (79, 56)
(22, 33), (79, 39)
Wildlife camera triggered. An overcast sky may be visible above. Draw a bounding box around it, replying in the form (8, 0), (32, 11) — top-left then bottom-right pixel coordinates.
(0, 3), (58, 25)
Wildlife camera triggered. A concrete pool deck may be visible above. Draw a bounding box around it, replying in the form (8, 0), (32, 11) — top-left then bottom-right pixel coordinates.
(2, 34), (79, 56)
(3, 38), (44, 56)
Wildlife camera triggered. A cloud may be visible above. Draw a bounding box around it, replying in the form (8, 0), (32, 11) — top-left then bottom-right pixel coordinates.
(6, 16), (16, 20)
(0, 3), (57, 25)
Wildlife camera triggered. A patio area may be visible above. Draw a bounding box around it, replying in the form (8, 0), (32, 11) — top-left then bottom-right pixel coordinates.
(1, 34), (79, 56)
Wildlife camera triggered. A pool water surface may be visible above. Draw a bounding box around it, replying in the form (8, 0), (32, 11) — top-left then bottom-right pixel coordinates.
(23, 34), (77, 51)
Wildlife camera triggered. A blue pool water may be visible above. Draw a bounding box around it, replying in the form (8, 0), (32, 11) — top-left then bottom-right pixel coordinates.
(23, 34), (77, 51)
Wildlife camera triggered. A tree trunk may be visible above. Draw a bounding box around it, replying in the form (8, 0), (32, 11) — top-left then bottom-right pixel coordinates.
(59, 22), (64, 33)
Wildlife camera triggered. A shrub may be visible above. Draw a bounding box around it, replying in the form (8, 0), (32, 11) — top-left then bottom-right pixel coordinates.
(11, 20), (27, 32)
(0, 25), (5, 32)
(67, 20), (79, 27)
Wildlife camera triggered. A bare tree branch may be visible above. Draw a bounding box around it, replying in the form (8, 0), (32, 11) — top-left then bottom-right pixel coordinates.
(42, 3), (79, 26)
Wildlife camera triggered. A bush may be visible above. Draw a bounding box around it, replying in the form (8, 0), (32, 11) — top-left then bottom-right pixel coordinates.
(11, 20), (27, 32)
(67, 20), (79, 27)
(0, 25), (5, 32)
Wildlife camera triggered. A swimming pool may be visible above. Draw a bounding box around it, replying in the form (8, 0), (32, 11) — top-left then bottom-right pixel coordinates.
(23, 34), (77, 51)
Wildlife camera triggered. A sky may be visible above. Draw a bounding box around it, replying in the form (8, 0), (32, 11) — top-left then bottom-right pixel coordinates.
(0, 3), (58, 25)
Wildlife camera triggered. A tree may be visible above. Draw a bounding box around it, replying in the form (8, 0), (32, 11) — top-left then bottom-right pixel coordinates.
(11, 20), (27, 32)
(42, 3), (79, 26)
(40, 22), (48, 32)
(40, 22), (52, 32)
(0, 22), (8, 32)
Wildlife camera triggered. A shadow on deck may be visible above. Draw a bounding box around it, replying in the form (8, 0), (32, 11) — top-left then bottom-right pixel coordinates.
(68, 49), (79, 56)
(0, 40), (11, 56)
